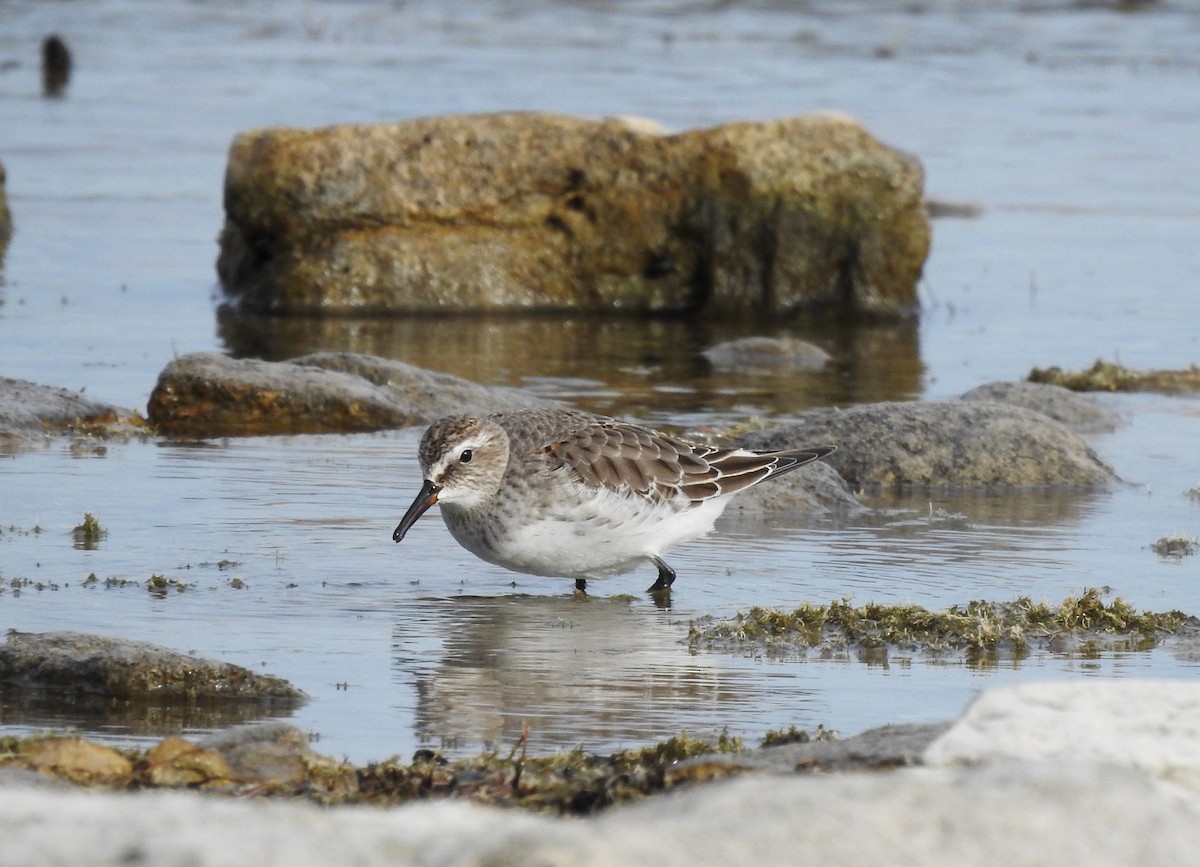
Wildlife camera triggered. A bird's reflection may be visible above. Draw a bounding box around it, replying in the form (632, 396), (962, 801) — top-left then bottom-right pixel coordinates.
(393, 594), (823, 755)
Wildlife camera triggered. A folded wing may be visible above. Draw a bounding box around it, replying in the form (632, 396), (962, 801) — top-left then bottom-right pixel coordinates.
(543, 420), (834, 506)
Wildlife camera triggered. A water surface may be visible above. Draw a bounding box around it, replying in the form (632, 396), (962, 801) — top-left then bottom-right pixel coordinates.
(2, 0), (1199, 762)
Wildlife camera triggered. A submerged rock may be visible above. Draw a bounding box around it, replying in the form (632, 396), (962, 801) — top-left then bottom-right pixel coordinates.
(924, 197), (984, 219)
(218, 111), (929, 317)
(702, 336), (830, 373)
(733, 400), (1118, 489)
(960, 380), (1123, 433)
(0, 631), (305, 703)
(146, 351), (557, 436)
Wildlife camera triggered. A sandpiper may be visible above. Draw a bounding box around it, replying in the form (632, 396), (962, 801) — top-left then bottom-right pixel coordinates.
(393, 409), (834, 594)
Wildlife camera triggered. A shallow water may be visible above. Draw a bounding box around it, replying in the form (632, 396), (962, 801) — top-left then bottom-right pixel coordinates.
(2, 0), (1200, 762)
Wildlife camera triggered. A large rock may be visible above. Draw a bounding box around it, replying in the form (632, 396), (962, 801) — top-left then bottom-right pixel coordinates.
(146, 351), (559, 436)
(925, 680), (1200, 792)
(217, 112), (929, 317)
(960, 381), (1123, 433)
(0, 376), (144, 442)
(0, 631), (304, 703)
(733, 400), (1118, 489)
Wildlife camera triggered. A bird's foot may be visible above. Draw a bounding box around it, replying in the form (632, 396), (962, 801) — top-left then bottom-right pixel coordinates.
(647, 556), (677, 595)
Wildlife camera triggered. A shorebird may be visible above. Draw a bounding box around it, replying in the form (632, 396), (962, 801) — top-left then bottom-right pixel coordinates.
(393, 409), (834, 594)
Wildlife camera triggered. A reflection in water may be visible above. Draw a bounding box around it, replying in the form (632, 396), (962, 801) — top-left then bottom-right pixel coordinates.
(217, 307), (923, 423)
(395, 594), (824, 754)
(0, 685), (299, 739)
(713, 484), (1119, 609)
(825, 489), (1115, 600)
(858, 487), (1112, 531)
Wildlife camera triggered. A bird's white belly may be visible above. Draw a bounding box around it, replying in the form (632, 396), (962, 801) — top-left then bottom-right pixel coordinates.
(445, 489), (731, 579)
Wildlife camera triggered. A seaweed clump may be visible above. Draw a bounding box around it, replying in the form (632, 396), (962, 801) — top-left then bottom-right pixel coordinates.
(1152, 535), (1198, 558)
(72, 513), (104, 549)
(761, 724), (836, 748)
(688, 589), (1194, 668)
(355, 728), (748, 815)
(1029, 360), (1200, 393)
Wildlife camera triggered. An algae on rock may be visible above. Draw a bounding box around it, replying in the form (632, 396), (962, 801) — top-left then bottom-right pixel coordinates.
(218, 112), (929, 318)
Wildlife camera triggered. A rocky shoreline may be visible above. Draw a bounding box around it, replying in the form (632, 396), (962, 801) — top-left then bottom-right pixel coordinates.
(3, 678), (1199, 865)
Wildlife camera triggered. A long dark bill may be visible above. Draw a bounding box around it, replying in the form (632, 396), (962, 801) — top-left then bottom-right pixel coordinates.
(393, 479), (441, 543)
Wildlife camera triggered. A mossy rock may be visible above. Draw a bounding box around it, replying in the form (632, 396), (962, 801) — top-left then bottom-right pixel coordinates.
(218, 112), (929, 317)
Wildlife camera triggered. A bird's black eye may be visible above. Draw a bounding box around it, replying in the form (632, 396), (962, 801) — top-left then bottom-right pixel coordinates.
(459, 449), (473, 463)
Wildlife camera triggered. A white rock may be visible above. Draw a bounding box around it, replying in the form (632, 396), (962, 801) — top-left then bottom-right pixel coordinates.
(925, 679), (1200, 794)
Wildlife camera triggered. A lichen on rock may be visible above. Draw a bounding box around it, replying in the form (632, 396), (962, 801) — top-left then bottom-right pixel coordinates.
(218, 112), (929, 318)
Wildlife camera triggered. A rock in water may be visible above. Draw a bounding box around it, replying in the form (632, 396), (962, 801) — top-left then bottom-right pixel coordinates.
(218, 112), (929, 318)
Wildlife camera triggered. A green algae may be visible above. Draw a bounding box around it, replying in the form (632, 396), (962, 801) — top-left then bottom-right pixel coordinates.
(688, 589), (1193, 665)
(619, 729), (746, 767)
(761, 724), (836, 748)
(71, 513), (104, 549)
(146, 574), (194, 597)
(352, 728), (755, 814)
(1028, 360), (1200, 393)
(1152, 535), (1198, 558)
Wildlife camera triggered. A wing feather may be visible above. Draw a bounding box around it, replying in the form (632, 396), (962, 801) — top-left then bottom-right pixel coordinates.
(540, 417), (834, 506)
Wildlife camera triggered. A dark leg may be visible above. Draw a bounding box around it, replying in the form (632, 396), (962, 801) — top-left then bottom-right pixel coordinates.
(647, 557), (676, 594)
(575, 577), (588, 594)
